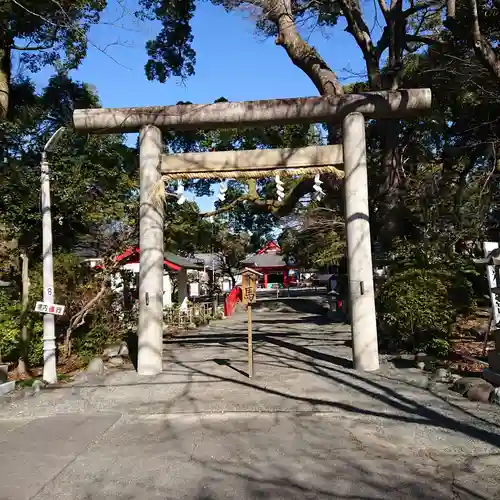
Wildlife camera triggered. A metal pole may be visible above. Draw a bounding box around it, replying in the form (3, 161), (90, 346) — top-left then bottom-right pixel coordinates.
(41, 151), (57, 383)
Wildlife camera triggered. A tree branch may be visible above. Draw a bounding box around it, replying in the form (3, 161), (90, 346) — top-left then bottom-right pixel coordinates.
(268, 0), (344, 96)
(63, 256), (123, 357)
(468, 0), (500, 84)
(405, 35), (448, 49)
(402, 0), (444, 18)
(12, 43), (56, 51)
(338, 0), (382, 88)
(377, 0), (389, 19)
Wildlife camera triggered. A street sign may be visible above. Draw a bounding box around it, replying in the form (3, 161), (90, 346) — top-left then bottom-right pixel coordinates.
(34, 301), (65, 316)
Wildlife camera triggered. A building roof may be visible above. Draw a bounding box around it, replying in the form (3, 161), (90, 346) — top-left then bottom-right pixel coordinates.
(256, 241), (281, 255)
(241, 252), (287, 268)
(111, 247), (205, 271)
(164, 252), (205, 270)
(193, 253), (224, 270)
(242, 267), (263, 277)
(315, 274), (334, 282)
(241, 240), (289, 269)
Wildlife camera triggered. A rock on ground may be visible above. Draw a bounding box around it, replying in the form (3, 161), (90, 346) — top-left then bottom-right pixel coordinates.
(491, 387), (500, 406)
(86, 357), (105, 376)
(102, 341), (129, 359)
(452, 377), (485, 396)
(432, 368), (451, 383)
(108, 356), (124, 367)
(466, 382), (494, 403)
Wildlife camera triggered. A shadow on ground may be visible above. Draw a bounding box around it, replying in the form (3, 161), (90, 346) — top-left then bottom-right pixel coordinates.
(5, 294), (500, 500)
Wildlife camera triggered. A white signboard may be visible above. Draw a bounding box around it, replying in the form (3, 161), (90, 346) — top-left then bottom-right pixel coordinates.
(34, 301), (65, 316)
(484, 242), (500, 326)
(189, 282), (199, 297)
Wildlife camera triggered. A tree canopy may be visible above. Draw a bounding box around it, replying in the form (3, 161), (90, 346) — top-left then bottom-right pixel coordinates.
(0, 0), (107, 119)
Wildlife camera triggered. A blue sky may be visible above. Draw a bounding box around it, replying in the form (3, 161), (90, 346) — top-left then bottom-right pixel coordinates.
(29, 0), (376, 211)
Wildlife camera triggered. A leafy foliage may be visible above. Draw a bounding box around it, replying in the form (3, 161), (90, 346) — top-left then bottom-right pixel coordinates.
(377, 241), (477, 355)
(0, 74), (138, 255)
(0, 0), (107, 117)
(138, 0), (196, 81)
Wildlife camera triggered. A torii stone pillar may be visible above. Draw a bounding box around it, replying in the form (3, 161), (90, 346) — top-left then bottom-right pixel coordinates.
(73, 88), (431, 375)
(137, 125), (164, 375)
(343, 113), (379, 371)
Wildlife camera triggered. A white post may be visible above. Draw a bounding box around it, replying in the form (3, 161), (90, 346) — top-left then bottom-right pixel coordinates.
(178, 268), (188, 310)
(342, 112), (379, 371)
(41, 153), (57, 384)
(163, 273), (172, 308)
(138, 125), (164, 376)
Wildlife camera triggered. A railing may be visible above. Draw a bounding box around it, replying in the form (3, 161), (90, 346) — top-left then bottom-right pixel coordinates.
(224, 286), (242, 317)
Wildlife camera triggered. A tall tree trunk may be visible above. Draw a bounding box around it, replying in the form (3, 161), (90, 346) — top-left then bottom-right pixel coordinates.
(18, 250), (30, 376)
(374, 0), (407, 248)
(267, 0), (409, 251)
(0, 44), (10, 120)
(269, 0), (343, 98)
(376, 118), (404, 247)
(227, 268), (236, 288)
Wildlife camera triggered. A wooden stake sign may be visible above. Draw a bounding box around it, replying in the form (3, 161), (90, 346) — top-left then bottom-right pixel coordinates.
(241, 268), (262, 378)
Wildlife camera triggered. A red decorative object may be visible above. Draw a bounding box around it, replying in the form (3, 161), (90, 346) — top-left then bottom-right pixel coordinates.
(224, 286), (242, 317)
(94, 247), (182, 271)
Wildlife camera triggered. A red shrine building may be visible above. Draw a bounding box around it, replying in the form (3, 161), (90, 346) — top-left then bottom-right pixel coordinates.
(241, 241), (297, 289)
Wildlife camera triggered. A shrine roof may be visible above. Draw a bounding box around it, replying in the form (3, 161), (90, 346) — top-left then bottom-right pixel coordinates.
(164, 252), (205, 270)
(114, 247), (205, 271)
(241, 252), (287, 268)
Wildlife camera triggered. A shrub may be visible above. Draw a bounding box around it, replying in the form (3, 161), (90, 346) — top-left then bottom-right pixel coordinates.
(1, 252), (131, 369)
(0, 291), (22, 362)
(27, 323), (44, 366)
(377, 266), (475, 355)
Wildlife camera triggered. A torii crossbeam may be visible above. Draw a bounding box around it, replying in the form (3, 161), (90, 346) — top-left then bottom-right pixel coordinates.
(73, 89), (432, 376)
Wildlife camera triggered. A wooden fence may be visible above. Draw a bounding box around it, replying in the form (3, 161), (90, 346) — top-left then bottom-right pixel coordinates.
(163, 301), (224, 330)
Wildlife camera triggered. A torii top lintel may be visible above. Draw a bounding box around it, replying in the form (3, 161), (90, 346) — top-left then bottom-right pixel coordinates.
(72, 89), (432, 134)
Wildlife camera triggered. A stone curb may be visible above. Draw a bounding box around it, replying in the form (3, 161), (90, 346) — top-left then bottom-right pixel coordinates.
(0, 381), (15, 396)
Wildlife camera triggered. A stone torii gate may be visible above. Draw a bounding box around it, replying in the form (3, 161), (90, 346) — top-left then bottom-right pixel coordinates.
(73, 89), (432, 376)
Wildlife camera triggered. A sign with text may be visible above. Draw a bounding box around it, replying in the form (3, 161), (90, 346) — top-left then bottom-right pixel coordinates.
(34, 301), (65, 316)
(189, 282), (199, 297)
(241, 268), (262, 305)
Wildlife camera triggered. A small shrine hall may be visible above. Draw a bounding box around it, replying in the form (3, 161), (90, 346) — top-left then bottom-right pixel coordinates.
(241, 241), (296, 289)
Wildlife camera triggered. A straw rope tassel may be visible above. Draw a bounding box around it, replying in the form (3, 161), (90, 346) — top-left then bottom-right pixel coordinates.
(150, 165), (344, 208)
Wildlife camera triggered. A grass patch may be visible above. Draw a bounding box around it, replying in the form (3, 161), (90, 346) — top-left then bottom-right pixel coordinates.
(16, 373), (72, 388)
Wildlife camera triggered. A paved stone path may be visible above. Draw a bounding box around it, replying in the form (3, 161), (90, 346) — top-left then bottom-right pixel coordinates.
(1, 296), (500, 499)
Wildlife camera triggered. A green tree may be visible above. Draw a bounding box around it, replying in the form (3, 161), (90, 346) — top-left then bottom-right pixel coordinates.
(210, 220), (251, 286)
(0, 0), (107, 119)
(0, 74), (138, 258)
(0, 74), (138, 372)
